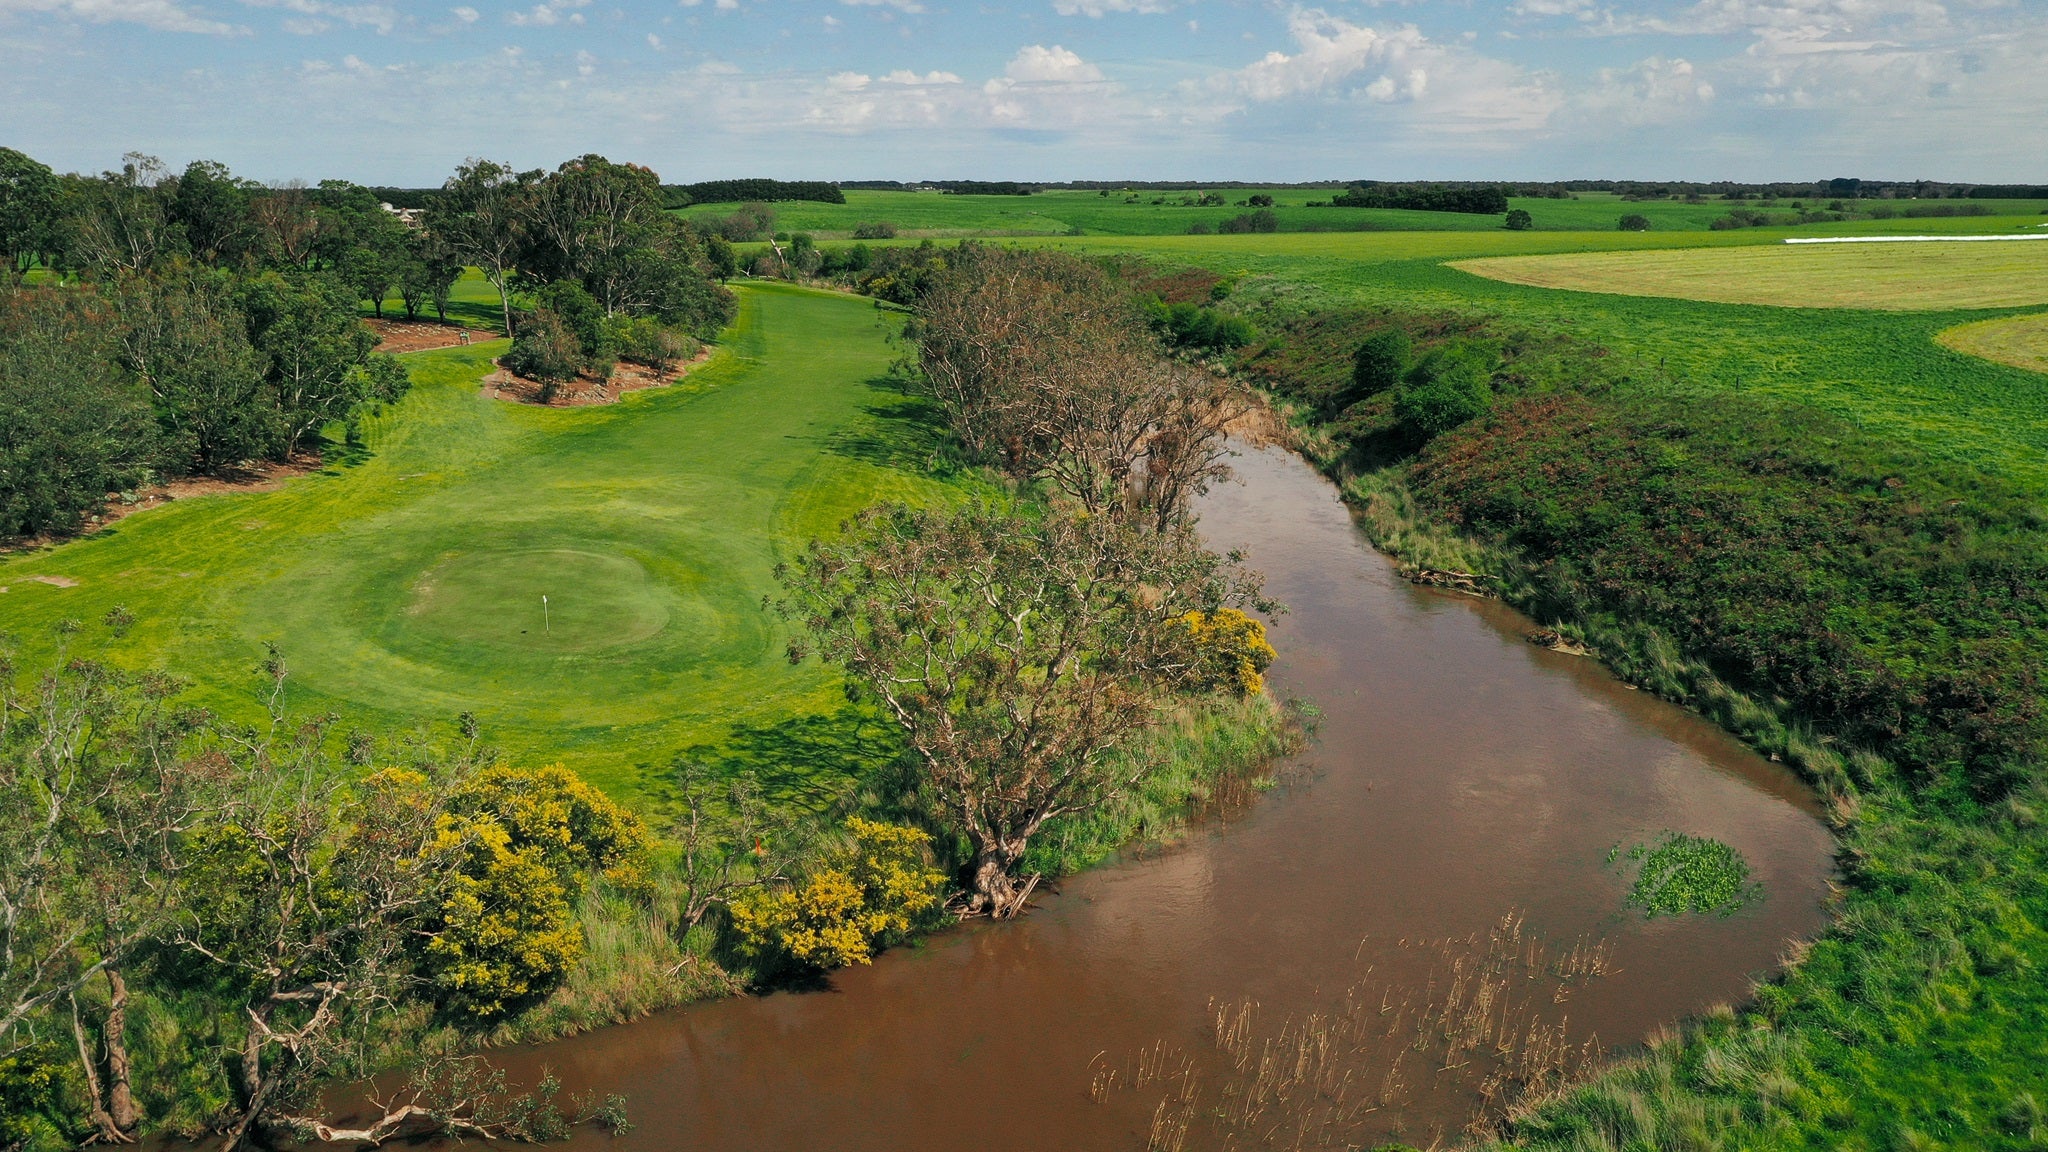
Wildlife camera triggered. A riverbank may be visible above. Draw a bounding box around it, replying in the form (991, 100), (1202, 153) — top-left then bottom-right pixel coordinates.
(1236, 304), (2048, 1149)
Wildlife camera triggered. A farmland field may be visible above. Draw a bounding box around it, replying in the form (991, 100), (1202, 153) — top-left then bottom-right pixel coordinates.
(0, 283), (950, 804)
(1940, 311), (2048, 374)
(1004, 228), (2048, 492)
(681, 187), (2048, 239)
(1452, 240), (2048, 310)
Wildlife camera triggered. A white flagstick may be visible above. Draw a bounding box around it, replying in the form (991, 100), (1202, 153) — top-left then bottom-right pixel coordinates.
(543, 595), (550, 634)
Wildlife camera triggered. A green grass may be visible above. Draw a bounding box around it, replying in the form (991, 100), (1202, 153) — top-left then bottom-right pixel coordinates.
(1454, 241), (2048, 310)
(0, 283), (955, 805)
(684, 188), (2048, 239)
(996, 227), (2048, 493)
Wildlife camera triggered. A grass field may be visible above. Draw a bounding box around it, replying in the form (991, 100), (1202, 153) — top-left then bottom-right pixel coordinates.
(1452, 241), (2048, 310)
(682, 188), (2048, 239)
(1939, 311), (2048, 374)
(0, 283), (951, 804)
(986, 227), (2048, 493)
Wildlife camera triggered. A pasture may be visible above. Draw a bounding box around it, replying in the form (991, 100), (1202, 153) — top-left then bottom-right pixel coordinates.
(1002, 227), (2048, 493)
(0, 284), (951, 804)
(1940, 311), (2048, 375)
(682, 187), (2048, 239)
(1451, 240), (2048, 310)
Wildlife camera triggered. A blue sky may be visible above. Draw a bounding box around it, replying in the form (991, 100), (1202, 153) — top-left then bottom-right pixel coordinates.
(2, 0), (2042, 185)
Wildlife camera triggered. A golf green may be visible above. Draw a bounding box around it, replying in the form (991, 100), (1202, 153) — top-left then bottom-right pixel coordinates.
(0, 283), (952, 803)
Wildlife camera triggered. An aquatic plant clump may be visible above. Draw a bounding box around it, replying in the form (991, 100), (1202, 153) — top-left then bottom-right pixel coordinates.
(1610, 833), (1761, 918)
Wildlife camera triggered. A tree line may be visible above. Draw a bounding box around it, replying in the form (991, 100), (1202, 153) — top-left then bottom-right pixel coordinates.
(781, 246), (1278, 915)
(0, 149), (418, 540)
(0, 149), (739, 538)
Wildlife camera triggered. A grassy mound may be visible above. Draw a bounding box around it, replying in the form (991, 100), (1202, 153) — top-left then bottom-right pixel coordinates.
(0, 283), (955, 804)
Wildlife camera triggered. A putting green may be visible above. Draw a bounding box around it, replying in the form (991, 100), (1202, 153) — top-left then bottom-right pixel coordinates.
(0, 283), (955, 803)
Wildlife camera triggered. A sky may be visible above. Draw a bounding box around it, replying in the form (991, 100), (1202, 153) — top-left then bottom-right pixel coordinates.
(1, 0), (2043, 185)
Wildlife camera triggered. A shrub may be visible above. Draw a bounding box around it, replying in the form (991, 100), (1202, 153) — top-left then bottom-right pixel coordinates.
(851, 220), (897, 240)
(1393, 348), (1493, 440)
(607, 315), (695, 372)
(1504, 208), (1533, 231)
(417, 765), (648, 1020)
(731, 817), (948, 972)
(1334, 328), (1411, 412)
(1181, 608), (1276, 696)
(501, 308), (583, 393)
(1147, 299), (1254, 352)
(1218, 209), (1279, 234)
(1618, 213), (1651, 231)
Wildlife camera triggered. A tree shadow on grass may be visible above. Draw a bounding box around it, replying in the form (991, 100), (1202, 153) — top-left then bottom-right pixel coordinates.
(824, 375), (967, 480)
(659, 705), (906, 821)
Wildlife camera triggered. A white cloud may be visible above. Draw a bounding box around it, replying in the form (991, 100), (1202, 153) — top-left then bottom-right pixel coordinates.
(243, 0), (396, 34)
(1217, 10), (1424, 101)
(1000, 42), (1105, 82)
(0, 0), (242, 33)
(881, 68), (962, 84)
(840, 0), (921, 11)
(645, 30), (660, 46)
(1052, 0), (1170, 17)
(507, 0), (586, 25)
(450, 3), (474, 18)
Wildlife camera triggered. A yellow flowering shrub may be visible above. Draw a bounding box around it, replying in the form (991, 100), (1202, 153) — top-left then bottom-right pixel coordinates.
(731, 817), (948, 971)
(1181, 608), (1277, 696)
(416, 764), (649, 1020)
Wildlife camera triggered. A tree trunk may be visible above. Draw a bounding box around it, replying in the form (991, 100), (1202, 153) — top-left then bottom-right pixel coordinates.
(494, 272), (515, 338)
(104, 968), (137, 1135)
(968, 840), (1031, 918)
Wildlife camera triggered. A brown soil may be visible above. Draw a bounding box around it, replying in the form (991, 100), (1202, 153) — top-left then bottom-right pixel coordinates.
(483, 348), (713, 407)
(366, 317), (497, 354)
(0, 455), (320, 555)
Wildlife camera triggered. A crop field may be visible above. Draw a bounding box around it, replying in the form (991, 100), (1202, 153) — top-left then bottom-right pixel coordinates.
(1452, 240), (2048, 310)
(0, 284), (951, 804)
(683, 187), (2048, 239)
(1939, 311), (2048, 374)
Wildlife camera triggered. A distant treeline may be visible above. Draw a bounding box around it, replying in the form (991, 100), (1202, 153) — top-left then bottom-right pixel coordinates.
(663, 180), (847, 207)
(1325, 183), (1511, 214)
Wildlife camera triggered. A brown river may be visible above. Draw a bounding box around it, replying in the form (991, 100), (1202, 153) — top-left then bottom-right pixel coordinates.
(404, 444), (1835, 1150)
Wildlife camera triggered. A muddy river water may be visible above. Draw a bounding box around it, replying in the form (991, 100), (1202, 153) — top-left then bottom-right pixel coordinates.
(463, 444), (1835, 1150)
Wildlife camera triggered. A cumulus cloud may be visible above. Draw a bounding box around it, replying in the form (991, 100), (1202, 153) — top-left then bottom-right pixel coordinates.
(840, 0), (923, 12)
(1216, 10), (1425, 101)
(1052, 0), (1171, 17)
(0, 0), (242, 33)
(243, 0), (396, 34)
(999, 43), (1106, 83)
(507, 0), (586, 26)
(450, 4), (475, 18)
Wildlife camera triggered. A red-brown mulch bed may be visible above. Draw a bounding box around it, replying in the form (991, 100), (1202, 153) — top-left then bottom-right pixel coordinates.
(366, 317), (498, 354)
(482, 349), (713, 407)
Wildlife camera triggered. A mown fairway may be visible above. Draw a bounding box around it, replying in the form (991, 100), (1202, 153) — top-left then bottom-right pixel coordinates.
(1452, 240), (2048, 310)
(0, 284), (947, 803)
(1941, 311), (2048, 374)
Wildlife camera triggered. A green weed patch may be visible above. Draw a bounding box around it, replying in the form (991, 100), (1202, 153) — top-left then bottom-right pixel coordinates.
(1611, 833), (1762, 918)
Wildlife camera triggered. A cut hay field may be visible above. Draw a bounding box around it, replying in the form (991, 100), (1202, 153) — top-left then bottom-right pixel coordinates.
(1452, 240), (2048, 310)
(0, 284), (951, 805)
(1940, 311), (2048, 375)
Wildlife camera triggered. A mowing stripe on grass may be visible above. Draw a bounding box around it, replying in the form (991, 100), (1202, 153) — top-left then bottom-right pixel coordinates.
(0, 283), (955, 806)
